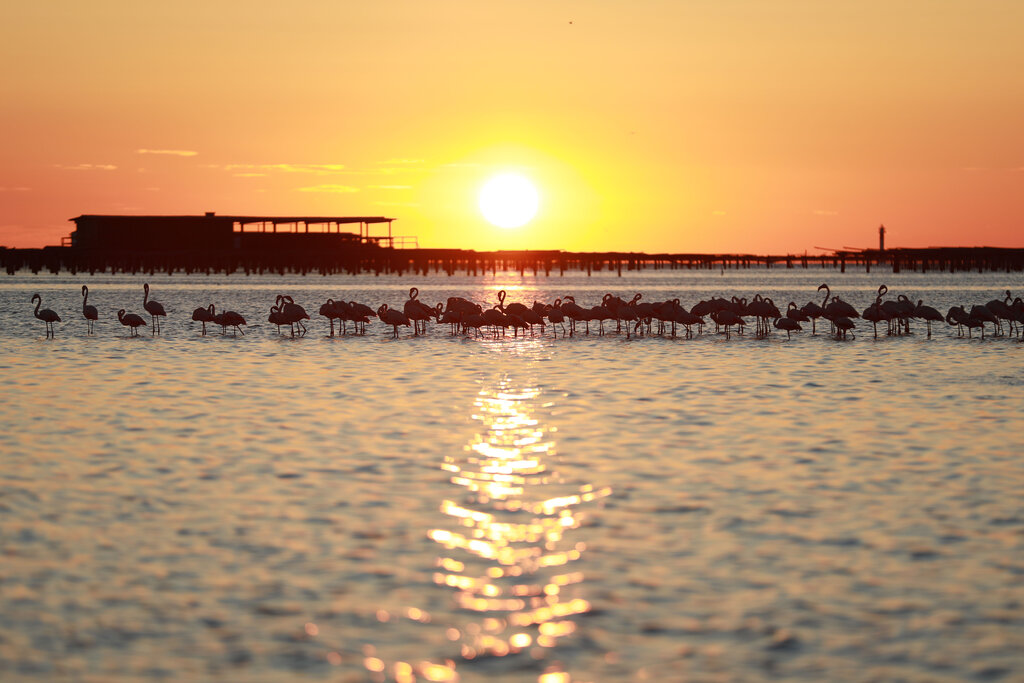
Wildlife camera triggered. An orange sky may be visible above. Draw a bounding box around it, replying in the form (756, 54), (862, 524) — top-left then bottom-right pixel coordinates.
(2, 1), (1022, 252)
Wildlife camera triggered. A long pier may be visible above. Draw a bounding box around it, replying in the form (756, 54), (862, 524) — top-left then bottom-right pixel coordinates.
(2, 245), (1022, 277)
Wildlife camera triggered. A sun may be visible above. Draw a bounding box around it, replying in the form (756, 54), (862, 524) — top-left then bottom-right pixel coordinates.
(478, 173), (539, 229)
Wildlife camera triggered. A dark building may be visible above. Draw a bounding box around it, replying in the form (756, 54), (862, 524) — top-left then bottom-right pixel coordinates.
(68, 212), (398, 252)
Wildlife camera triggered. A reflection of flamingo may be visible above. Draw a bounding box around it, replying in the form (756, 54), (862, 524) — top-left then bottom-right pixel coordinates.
(117, 308), (146, 336)
(32, 293), (61, 338)
(81, 285), (98, 334)
(143, 283), (166, 335)
(192, 303), (215, 335)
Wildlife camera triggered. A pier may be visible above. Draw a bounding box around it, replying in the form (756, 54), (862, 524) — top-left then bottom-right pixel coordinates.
(1, 213), (1021, 276)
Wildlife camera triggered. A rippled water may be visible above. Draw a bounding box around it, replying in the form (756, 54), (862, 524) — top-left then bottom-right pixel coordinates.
(1, 269), (1022, 682)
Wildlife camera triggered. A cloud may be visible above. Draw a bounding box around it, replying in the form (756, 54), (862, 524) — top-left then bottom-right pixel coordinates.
(813, 210), (840, 216)
(233, 172), (267, 178)
(55, 163), (117, 171)
(0, 186), (31, 192)
(136, 148), (198, 157)
(221, 163), (346, 175)
(297, 184), (359, 193)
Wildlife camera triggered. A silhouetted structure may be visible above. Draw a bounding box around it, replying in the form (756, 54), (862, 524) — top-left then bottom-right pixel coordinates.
(1, 214), (1021, 275)
(879, 224), (886, 251)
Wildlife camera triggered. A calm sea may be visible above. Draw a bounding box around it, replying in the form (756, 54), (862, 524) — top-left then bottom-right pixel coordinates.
(1, 268), (1022, 682)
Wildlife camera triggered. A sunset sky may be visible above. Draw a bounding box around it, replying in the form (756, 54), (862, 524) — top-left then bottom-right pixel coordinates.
(2, 1), (1022, 252)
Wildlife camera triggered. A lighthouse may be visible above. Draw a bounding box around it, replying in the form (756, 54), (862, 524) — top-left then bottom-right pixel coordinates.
(879, 224), (886, 251)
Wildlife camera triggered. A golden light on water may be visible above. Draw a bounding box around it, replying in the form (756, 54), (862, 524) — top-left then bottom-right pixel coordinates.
(428, 379), (611, 668)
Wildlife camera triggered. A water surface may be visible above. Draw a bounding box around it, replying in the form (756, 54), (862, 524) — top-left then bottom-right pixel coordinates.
(1, 269), (1022, 682)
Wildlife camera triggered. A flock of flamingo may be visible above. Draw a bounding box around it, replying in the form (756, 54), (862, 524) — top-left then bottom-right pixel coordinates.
(27, 283), (1024, 341)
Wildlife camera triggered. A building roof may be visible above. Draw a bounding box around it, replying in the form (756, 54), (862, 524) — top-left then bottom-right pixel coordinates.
(70, 213), (394, 224)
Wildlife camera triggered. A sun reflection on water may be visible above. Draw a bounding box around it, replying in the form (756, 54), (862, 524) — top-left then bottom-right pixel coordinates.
(424, 379), (611, 679)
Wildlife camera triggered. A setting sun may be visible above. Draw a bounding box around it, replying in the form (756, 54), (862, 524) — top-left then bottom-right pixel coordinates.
(478, 173), (540, 229)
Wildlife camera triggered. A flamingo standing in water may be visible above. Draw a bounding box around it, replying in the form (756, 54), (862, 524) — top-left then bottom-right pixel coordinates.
(214, 309), (246, 336)
(377, 304), (410, 338)
(143, 283), (166, 334)
(192, 303), (215, 335)
(268, 304), (288, 334)
(31, 294), (61, 338)
(81, 285), (98, 334)
(913, 300), (943, 338)
(404, 287), (434, 335)
(773, 316), (802, 339)
(117, 308), (146, 336)
(277, 295), (309, 337)
(348, 301), (375, 335)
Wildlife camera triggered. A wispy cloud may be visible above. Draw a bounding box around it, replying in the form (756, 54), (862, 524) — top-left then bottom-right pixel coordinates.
(297, 184), (359, 193)
(55, 163), (117, 171)
(136, 148), (198, 157)
(219, 163), (346, 175)
(0, 186), (31, 192)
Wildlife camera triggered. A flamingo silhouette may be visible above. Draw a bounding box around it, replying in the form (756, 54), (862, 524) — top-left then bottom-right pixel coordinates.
(377, 303), (411, 338)
(143, 283), (166, 335)
(214, 310), (246, 336)
(31, 293), (60, 338)
(81, 285), (98, 334)
(268, 304), (288, 334)
(192, 303), (215, 335)
(117, 308), (146, 336)
(277, 295), (309, 337)
(404, 287), (434, 335)
(913, 300), (943, 338)
(773, 316), (802, 339)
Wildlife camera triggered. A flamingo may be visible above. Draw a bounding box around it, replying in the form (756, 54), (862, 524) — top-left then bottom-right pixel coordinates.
(377, 303), (410, 338)
(774, 316), (802, 339)
(277, 295), (309, 337)
(969, 305), (998, 338)
(560, 296), (588, 336)
(192, 303), (215, 335)
(31, 293), (61, 338)
(833, 316), (856, 340)
(117, 308), (146, 336)
(268, 304), (288, 334)
(711, 309), (744, 340)
(913, 300), (943, 338)
(143, 283), (166, 335)
(862, 292), (890, 339)
(546, 300), (567, 337)
(319, 299), (342, 337)
(214, 310), (246, 336)
(985, 291), (1014, 336)
(348, 301), (376, 334)
(81, 285), (98, 334)
(404, 287), (435, 335)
